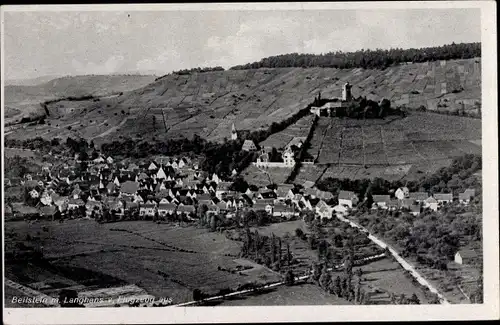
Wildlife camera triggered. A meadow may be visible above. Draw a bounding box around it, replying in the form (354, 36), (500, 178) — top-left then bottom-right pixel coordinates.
(4, 220), (281, 305)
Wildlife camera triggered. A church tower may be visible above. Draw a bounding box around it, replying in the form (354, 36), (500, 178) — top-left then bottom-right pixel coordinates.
(231, 123), (238, 140)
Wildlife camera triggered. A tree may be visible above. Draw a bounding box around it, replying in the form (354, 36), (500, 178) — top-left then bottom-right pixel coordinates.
(210, 215), (217, 232)
(354, 278), (362, 304)
(229, 176), (249, 193)
(334, 276), (342, 297)
(285, 270), (295, 286)
(295, 228), (304, 239)
(270, 233), (276, 265)
(308, 234), (318, 250)
(312, 263), (322, 283)
(319, 266), (332, 290)
(286, 242), (292, 266)
(192, 288), (204, 301)
(198, 204), (208, 225)
(409, 293), (420, 305)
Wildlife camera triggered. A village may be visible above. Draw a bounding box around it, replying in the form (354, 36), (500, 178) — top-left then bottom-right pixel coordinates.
(4, 145), (477, 230)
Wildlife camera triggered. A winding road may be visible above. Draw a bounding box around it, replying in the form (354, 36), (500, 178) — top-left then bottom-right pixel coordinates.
(334, 212), (450, 304)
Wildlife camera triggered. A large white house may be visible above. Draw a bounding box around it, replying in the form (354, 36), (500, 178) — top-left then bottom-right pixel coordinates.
(338, 190), (358, 208)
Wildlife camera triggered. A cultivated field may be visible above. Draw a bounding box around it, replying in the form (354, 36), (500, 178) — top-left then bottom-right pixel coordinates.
(4, 220), (281, 305)
(356, 258), (436, 304)
(259, 115), (314, 149)
(219, 283), (352, 306)
(4, 75), (156, 126)
(6, 58), (481, 143)
(297, 112), (481, 184)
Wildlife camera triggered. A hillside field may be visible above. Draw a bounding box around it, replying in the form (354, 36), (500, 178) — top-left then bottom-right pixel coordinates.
(5, 58), (481, 144)
(296, 111), (481, 183)
(4, 75), (156, 126)
(4, 220), (281, 305)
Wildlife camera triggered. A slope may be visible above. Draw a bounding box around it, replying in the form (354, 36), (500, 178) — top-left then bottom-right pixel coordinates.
(4, 74), (157, 125)
(5, 58), (481, 144)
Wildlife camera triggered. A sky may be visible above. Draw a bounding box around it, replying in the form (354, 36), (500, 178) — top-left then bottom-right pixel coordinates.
(3, 8), (481, 80)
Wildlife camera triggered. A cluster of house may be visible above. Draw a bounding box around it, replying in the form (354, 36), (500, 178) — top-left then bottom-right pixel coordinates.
(231, 123), (300, 169)
(5, 153), (343, 221)
(5, 146), (477, 222)
(332, 186), (477, 217)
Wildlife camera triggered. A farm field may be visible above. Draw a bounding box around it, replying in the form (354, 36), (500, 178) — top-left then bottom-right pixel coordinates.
(259, 115), (314, 149)
(218, 283), (352, 306)
(298, 112), (481, 183)
(6, 58), (481, 143)
(356, 258), (436, 304)
(4, 220), (281, 305)
(4, 74), (156, 126)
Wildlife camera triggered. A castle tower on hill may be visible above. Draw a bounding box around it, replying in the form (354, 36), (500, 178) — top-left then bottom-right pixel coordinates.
(231, 123), (238, 140)
(342, 82), (352, 102)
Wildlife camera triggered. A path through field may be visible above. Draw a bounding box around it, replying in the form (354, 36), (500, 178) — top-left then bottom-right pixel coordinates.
(94, 116), (132, 138)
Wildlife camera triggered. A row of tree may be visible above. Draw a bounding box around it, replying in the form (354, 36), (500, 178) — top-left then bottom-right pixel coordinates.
(155, 66), (225, 81)
(230, 42), (481, 70)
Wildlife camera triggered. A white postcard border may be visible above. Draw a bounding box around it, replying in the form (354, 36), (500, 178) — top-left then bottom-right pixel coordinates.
(1, 1), (498, 324)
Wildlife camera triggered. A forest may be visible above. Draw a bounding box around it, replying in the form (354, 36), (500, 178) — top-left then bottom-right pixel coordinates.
(155, 66), (225, 81)
(230, 42), (480, 70)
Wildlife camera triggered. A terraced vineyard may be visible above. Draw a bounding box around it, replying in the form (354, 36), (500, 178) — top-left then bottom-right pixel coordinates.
(300, 112), (481, 183)
(5, 58), (481, 144)
(259, 115), (314, 149)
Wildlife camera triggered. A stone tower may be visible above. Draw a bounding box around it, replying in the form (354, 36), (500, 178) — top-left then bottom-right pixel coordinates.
(231, 123), (238, 140)
(342, 82), (352, 101)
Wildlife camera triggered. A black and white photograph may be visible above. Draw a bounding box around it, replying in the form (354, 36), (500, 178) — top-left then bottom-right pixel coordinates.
(2, 2), (498, 324)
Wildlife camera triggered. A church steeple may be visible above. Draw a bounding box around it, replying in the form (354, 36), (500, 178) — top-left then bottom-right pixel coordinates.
(231, 123), (238, 140)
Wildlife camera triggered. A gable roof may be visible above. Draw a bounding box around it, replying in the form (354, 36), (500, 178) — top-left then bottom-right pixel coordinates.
(409, 192), (429, 200)
(242, 140), (257, 150)
(338, 190), (357, 200)
(177, 205), (195, 212)
(372, 195), (390, 203)
(121, 181), (140, 194)
(252, 203), (269, 211)
(255, 199), (274, 206)
(273, 204), (294, 213)
(276, 184), (294, 197)
(158, 203), (177, 210)
(425, 196), (438, 204)
(68, 198), (85, 206)
(434, 193), (453, 201)
(457, 249), (479, 259)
